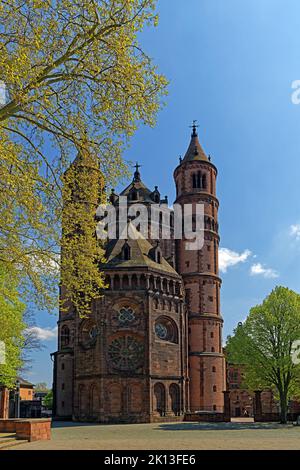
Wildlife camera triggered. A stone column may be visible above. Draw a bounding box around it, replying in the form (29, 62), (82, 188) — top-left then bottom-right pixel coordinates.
(223, 391), (231, 422)
(0, 387), (9, 419)
(254, 390), (263, 422)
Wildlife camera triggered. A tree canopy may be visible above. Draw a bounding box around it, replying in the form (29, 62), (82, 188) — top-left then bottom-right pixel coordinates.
(0, 0), (167, 311)
(226, 286), (300, 423)
(0, 263), (25, 388)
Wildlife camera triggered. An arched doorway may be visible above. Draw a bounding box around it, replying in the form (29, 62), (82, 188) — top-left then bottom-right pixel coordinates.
(154, 383), (166, 417)
(79, 384), (87, 419)
(89, 384), (100, 420)
(169, 384), (180, 416)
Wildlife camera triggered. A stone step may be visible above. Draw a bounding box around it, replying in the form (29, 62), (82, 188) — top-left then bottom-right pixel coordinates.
(0, 436), (29, 450)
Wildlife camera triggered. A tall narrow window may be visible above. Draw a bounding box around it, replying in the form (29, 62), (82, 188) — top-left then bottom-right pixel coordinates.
(123, 243), (131, 261)
(197, 171), (201, 188)
(61, 326), (70, 347)
(192, 174), (197, 188)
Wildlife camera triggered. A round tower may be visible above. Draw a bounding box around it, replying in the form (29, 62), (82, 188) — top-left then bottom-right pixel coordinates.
(174, 122), (226, 413)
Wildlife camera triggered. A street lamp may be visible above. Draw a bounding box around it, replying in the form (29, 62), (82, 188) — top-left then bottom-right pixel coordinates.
(14, 380), (20, 418)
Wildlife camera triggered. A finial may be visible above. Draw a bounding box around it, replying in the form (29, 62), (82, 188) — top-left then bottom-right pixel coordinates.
(179, 155), (182, 164)
(189, 119), (199, 137)
(208, 154), (211, 161)
(133, 162), (141, 182)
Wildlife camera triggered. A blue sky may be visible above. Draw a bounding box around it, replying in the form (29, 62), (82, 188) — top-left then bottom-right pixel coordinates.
(26, 0), (300, 386)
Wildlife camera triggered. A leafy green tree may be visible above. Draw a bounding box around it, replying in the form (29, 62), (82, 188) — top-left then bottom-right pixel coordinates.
(0, 0), (167, 311)
(227, 286), (300, 423)
(0, 264), (25, 388)
(43, 390), (53, 409)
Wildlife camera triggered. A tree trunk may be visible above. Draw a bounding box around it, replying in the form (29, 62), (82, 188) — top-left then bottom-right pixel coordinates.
(279, 394), (288, 424)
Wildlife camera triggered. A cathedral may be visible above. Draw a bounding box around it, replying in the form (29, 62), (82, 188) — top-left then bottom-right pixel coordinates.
(52, 123), (226, 423)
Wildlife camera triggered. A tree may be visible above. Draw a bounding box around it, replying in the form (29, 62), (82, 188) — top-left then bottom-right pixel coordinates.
(35, 382), (49, 392)
(43, 390), (53, 409)
(0, 263), (25, 388)
(0, 0), (167, 311)
(226, 286), (300, 423)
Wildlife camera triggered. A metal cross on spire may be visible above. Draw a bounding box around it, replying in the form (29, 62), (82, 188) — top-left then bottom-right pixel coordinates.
(133, 162), (142, 182)
(189, 120), (199, 137)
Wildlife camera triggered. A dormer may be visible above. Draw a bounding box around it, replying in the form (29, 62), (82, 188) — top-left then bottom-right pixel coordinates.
(151, 186), (160, 204)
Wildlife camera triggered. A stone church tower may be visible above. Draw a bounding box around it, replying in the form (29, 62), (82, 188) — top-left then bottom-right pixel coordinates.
(174, 123), (226, 412)
(53, 123), (226, 422)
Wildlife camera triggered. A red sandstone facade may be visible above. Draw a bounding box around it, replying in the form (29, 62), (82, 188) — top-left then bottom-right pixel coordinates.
(227, 364), (300, 418)
(53, 125), (226, 422)
(174, 126), (226, 412)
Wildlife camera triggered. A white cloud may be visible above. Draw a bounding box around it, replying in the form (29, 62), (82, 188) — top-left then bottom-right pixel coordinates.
(219, 248), (252, 273)
(290, 224), (300, 241)
(250, 263), (279, 279)
(25, 326), (57, 341)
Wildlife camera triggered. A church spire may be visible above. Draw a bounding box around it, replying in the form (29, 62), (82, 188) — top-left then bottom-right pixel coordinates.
(183, 120), (208, 162)
(133, 162), (142, 182)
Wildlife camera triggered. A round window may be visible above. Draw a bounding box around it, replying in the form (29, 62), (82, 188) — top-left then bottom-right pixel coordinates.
(155, 322), (168, 340)
(118, 307), (135, 325)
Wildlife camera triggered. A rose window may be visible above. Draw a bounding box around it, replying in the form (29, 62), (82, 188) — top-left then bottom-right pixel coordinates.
(155, 323), (168, 340)
(108, 336), (144, 371)
(118, 307), (135, 325)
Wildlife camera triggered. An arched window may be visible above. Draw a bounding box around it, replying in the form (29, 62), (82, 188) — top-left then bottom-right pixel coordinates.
(122, 275), (129, 289)
(154, 383), (166, 416)
(114, 275), (120, 290)
(123, 244), (131, 261)
(197, 171), (201, 188)
(61, 325), (70, 347)
(169, 384), (180, 416)
(154, 316), (178, 344)
(213, 385), (217, 392)
(212, 366), (216, 373)
(131, 274), (138, 289)
(211, 347), (215, 352)
(192, 174), (197, 189)
(202, 173), (207, 189)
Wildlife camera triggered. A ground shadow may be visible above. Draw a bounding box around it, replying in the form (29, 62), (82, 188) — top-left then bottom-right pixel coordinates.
(157, 422), (291, 431)
(51, 421), (103, 429)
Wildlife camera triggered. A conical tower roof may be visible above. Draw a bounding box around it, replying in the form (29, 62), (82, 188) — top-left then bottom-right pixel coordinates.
(183, 122), (208, 162)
